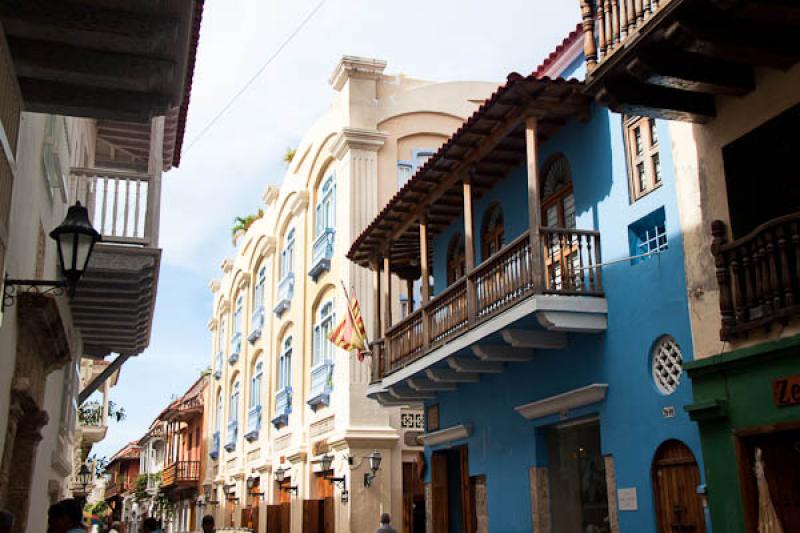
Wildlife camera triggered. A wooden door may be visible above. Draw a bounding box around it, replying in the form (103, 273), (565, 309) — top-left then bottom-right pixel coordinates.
(403, 461), (426, 533)
(302, 500), (324, 533)
(267, 504), (291, 533)
(459, 447), (476, 533)
(323, 497), (334, 533)
(431, 452), (449, 533)
(652, 440), (706, 533)
(315, 473), (334, 499)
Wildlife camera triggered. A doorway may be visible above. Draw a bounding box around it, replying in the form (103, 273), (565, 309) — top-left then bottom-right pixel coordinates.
(540, 154), (579, 291)
(652, 440), (706, 533)
(403, 461), (426, 533)
(431, 446), (483, 533)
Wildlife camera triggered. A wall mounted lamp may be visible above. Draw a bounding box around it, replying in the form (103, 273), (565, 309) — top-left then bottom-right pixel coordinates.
(274, 467), (298, 495)
(246, 476), (265, 498)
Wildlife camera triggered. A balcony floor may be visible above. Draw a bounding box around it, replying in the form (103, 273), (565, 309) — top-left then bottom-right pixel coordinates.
(368, 293), (607, 406)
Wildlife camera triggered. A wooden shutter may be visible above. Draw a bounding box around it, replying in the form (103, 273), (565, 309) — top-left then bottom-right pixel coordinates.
(0, 22), (22, 290)
(323, 497), (334, 533)
(431, 452), (449, 533)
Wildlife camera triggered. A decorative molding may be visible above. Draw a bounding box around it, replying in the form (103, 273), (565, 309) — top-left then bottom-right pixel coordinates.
(329, 55), (387, 91)
(310, 416), (335, 438)
(327, 427), (400, 450)
(208, 279), (221, 294)
(287, 450), (307, 464)
(514, 384), (608, 421)
(420, 424), (472, 447)
(262, 185), (279, 206)
(220, 258), (233, 274)
(219, 298), (230, 315)
(236, 272), (251, 291)
(288, 190), (309, 216)
(255, 236), (276, 259)
(332, 127), (388, 160)
(207, 318), (218, 332)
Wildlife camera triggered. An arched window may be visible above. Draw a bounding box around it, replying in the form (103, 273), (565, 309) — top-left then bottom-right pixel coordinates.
(281, 228), (296, 279)
(313, 301), (335, 366)
(218, 316), (226, 354)
(254, 266), (266, 311)
(315, 174), (336, 238)
(233, 293), (243, 339)
(481, 203), (505, 259)
(230, 381), (240, 423)
(447, 233), (466, 284)
(250, 361), (263, 408)
(215, 390), (223, 432)
(541, 154), (575, 229)
(279, 336), (293, 390)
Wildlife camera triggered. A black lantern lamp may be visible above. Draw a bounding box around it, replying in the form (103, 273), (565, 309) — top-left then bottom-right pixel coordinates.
(3, 201), (100, 310)
(204, 485), (219, 506)
(320, 454), (346, 490)
(78, 463), (92, 491)
(274, 467), (297, 495)
(364, 450), (382, 487)
(222, 483), (238, 502)
(247, 476), (264, 498)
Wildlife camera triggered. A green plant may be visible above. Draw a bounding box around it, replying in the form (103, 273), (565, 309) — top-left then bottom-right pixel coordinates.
(87, 454), (109, 477)
(200, 366), (212, 377)
(78, 401), (126, 425)
(153, 486), (175, 519)
(231, 209), (264, 245)
(283, 146), (296, 165)
(86, 501), (109, 516)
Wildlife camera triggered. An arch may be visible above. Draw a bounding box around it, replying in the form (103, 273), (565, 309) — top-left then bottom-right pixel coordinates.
(651, 440), (706, 533)
(541, 153), (573, 200)
(313, 167), (336, 239)
(447, 232), (466, 284)
(481, 202), (505, 259)
(302, 131), (337, 187)
(310, 282), (336, 314)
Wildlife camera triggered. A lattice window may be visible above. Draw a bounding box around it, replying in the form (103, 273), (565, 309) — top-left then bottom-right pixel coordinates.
(651, 336), (683, 395)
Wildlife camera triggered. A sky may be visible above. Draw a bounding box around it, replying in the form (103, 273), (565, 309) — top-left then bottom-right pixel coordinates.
(93, 0), (579, 458)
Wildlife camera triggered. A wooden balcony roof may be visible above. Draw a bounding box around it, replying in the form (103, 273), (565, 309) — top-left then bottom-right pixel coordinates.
(0, 0), (204, 169)
(347, 75), (590, 278)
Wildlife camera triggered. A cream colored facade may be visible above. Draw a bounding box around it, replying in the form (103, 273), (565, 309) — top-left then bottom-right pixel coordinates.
(669, 62), (800, 360)
(205, 56), (496, 533)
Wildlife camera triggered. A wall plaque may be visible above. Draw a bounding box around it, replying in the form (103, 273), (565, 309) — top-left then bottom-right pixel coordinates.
(617, 487), (638, 511)
(773, 374), (800, 407)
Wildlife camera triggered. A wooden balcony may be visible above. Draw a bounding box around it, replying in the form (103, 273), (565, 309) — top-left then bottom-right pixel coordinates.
(371, 229), (604, 386)
(712, 212), (800, 341)
(161, 460), (200, 488)
(104, 478), (133, 500)
(67, 167), (161, 358)
(580, 0), (800, 122)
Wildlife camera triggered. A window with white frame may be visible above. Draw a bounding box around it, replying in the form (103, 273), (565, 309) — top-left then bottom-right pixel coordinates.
(230, 381), (240, 423)
(628, 207), (668, 264)
(254, 266), (266, 310)
(397, 161), (413, 188)
(215, 391), (223, 432)
(315, 174), (336, 237)
(218, 317), (226, 353)
(279, 336), (293, 390)
(250, 361), (263, 408)
(624, 116), (662, 201)
(313, 301), (335, 366)
(413, 149), (435, 169)
(281, 228), (296, 278)
(233, 294), (243, 338)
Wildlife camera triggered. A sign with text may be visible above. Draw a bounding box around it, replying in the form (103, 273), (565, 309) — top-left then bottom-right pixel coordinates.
(773, 375), (800, 407)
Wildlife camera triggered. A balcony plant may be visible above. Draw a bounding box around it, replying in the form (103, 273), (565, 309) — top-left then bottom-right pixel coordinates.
(283, 146), (296, 165)
(232, 209), (264, 246)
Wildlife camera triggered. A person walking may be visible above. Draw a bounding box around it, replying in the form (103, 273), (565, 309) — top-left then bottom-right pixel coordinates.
(48, 499), (85, 533)
(201, 515), (215, 533)
(376, 513), (397, 533)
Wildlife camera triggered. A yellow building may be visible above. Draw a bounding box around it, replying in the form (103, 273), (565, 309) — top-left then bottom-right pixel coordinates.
(205, 56), (496, 533)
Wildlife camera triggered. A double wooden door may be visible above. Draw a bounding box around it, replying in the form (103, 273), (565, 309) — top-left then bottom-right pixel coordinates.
(652, 440), (706, 533)
(266, 503), (290, 533)
(431, 447), (484, 533)
(302, 498), (334, 533)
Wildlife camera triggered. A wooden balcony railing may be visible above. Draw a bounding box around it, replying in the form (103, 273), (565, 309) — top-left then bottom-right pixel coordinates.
(373, 230), (603, 381)
(161, 460), (200, 487)
(70, 167), (160, 247)
(581, 0), (674, 73)
(712, 214), (800, 341)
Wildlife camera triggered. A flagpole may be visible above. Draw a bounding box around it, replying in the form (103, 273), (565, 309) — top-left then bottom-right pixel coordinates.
(340, 280), (370, 349)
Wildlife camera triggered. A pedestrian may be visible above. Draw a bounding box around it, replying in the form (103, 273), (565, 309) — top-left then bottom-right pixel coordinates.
(141, 518), (160, 533)
(375, 513), (396, 533)
(0, 510), (14, 533)
(48, 499), (85, 533)
(201, 515), (215, 533)
(108, 521), (121, 533)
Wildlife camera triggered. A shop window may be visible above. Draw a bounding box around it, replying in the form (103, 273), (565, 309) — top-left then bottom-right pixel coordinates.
(546, 419), (609, 531)
(628, 207), (668, 264)
(624, 116), (661, 201)
(651, 336), (683, 395)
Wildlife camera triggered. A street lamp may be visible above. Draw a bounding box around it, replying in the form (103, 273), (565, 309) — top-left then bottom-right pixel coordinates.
(246, 476), (264, 498)
(364, 450), (382, 487)
(78, 463), (92, 491)
(319, 454), (346, 492)
(2, 201), (100, 310)
(222, 483), (237, 502)
(273, 467), (297, 495)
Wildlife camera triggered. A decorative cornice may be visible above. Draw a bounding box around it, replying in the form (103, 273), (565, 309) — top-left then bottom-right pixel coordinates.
(207, 318), (218, 332)
(514, 384), (608, 421)
(329, 56), (387, 91)
(333, 128), (388, 160)
(288, 190), (309, 216)
(220, 258), (233, 274)
(236, 272), (251, 291)
(219, 298), (230, 315)
(262, 185), (279, 206)
(421, 424), (472, 447)
(208, 279), (221, 293)
(255, 236), (276, 259)
(286, 449), (307, 464)
(327, 427), (400, 451)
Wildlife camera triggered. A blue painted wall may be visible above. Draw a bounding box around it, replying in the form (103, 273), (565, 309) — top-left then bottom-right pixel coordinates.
(424, 100), (706, 532)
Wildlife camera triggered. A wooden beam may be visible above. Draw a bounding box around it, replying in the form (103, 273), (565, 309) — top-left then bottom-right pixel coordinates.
(626, 50), (754, 95)
(371, 258), (381, 341)
(463, 172), (477, 323)
(525, 117), (545, 291)
(383, 255), (392, 333)
(597, 81), (715, 123)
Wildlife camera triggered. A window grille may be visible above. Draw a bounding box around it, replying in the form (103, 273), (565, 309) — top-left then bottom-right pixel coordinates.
(651, 336), (683, 395)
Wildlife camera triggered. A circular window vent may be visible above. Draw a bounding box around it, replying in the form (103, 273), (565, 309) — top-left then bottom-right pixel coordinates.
(652, 336), (683, 395)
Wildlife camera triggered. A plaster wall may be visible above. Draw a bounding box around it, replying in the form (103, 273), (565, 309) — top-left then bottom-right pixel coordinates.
(670, 63), (800, 360)
(425, 104), (705, 532)
(206, 57), (496, 532)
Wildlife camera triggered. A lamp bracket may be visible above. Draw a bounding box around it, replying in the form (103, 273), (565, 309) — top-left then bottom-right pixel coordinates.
(325, 474), (347, 490)
(280, 485), (299, 495)
(2, 277), (68, 310)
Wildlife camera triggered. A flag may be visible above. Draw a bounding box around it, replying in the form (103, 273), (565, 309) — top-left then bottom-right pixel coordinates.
(327, 284), (369, 360)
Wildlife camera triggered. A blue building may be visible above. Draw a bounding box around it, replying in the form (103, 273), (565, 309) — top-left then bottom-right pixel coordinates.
(347, 30), (708, 533)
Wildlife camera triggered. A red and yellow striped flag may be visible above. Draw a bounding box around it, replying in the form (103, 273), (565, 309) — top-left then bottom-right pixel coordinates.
(327, 286), (369, 360)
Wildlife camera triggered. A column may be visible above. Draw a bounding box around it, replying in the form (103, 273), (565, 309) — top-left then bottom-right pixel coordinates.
(463, 173), (477, 322)
(419, 214), (431, 349)
(525, 117), (545, 290)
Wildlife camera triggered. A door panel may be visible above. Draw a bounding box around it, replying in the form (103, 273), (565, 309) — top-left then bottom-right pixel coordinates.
(431, 452), (449, 533)
(652, 440), (706, 533)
